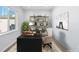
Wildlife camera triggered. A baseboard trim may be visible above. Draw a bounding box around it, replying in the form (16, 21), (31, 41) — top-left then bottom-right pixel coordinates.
(52, 36), (70, 52)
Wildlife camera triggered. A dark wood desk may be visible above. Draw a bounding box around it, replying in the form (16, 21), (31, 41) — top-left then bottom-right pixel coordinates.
(17, 34), (42, 52)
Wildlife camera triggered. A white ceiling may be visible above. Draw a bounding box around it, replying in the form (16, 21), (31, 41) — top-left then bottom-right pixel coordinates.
(20, 6), (54, 11)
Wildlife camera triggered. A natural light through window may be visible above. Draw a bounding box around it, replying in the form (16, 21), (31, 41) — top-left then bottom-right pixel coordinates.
(0, 6), (16, 35)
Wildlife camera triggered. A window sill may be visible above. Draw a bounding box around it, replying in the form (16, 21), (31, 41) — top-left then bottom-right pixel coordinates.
(0, 29), (17, 36)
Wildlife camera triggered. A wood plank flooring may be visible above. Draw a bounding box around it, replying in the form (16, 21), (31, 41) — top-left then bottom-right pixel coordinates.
(6, 37), (68, 52)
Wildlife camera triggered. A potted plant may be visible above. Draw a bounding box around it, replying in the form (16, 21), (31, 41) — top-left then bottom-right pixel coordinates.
(21, 21), (33, 36)
(21, 21), (29, 31)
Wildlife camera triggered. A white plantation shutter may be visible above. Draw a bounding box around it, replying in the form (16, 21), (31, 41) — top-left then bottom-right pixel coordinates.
(0, 19), (8, 33)
(0, 7), (16, 35)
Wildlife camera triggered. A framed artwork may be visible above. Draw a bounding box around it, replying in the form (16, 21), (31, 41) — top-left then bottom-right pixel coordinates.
(29, 16), (48, 32)
(56, 11), (69, 31)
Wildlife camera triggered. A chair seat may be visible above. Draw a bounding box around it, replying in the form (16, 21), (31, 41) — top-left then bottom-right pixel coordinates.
(42, 36), (52, 44)
(42, 36), (52, 48)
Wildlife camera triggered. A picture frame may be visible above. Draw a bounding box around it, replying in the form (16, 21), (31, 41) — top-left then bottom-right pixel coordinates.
(56, 11), (69, 31)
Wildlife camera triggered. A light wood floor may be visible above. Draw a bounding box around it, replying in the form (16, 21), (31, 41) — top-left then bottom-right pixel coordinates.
(6, 37), (68, 52)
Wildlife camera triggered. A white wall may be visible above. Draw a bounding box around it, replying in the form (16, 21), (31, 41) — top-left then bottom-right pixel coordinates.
(52, 6), (79, 51)
(25, 9), (52, 28)
(0, 6), (25, 51)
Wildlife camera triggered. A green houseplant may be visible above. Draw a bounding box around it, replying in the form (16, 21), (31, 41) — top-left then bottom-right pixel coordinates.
(21, 21), (29, 32)
(21, 21), (33, 36)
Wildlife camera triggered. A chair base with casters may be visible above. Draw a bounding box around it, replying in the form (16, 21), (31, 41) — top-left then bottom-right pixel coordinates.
(42, 36), (52, 49)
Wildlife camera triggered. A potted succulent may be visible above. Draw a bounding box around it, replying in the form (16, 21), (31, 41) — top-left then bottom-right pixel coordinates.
(21, 21), (33, 36)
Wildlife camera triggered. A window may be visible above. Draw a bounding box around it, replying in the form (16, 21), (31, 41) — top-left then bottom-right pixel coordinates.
(0, 6), (16, 35)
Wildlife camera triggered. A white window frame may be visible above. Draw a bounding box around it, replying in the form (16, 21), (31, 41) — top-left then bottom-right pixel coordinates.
(0, 7), (18, 36)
